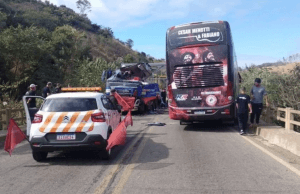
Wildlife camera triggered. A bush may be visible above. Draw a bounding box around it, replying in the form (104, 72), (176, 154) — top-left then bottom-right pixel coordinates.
(240, 63), (300, 110)
(240, 63), (300, 131)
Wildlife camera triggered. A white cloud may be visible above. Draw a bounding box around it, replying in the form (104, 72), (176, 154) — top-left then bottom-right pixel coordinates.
(41, 0), (244, 28)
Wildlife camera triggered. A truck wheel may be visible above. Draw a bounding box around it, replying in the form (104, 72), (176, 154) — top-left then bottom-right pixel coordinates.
(32, 151), (48, 162)
(138, 101), (145, 114)
(102, 129), (112, 160)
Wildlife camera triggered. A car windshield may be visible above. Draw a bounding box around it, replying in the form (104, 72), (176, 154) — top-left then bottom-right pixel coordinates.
(40, 98), (98, 112)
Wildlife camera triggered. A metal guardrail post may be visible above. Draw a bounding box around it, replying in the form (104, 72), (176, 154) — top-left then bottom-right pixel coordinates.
(266, 106), (271, 123)
(289, 108), (294, 132)
(19, 110), (23, 124)
(1, 111), (5, 130)
(5, 108), (10, 130)
(285, 107), (292, 132)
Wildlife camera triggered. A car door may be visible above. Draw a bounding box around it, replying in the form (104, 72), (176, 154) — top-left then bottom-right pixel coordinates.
(101, 95), (113, 126)
(106, 98), (121, 129)
(22, 96), (45, 136)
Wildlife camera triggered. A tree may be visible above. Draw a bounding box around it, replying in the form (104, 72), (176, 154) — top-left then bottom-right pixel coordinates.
(124, 54), (135, 63)
(0, 25), (53, 99)
(126, 39), (133, 48)
(76, 0), (91, 16)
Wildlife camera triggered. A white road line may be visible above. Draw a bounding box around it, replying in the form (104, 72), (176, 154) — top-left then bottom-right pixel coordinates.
(238, 131), (300, 177)
(94, 117), (158, 194)
(111, 125), (155, 194)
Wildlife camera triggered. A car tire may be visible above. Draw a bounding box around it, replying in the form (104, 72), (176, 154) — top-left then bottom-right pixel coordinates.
(101, 129), (112, 160)
(32, 151), (48, 162)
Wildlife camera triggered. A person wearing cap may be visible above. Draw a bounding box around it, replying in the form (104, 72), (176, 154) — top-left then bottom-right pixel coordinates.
(42, 82), (52, 98)
(27, 84), (37, 108)
(250, 78), (269, 127)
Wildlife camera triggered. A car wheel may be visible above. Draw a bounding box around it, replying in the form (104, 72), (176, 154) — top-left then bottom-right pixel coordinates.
(32, 151), (48, 162)
(102, 129), (112, 160)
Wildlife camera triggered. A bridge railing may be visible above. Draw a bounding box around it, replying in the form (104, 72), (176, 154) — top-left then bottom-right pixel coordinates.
(0, 108), (25, 130)
(261, 106), (300, 132)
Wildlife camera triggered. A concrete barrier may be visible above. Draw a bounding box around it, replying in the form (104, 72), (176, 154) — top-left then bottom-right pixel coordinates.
(255, 124), (300, 157)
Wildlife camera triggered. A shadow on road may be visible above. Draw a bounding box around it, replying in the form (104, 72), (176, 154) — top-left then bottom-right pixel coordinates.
(183, 121), (238, 133)
(21, 130), (170, 167)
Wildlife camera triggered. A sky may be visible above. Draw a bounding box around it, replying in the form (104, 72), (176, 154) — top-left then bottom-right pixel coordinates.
(43, 0), (300, 68)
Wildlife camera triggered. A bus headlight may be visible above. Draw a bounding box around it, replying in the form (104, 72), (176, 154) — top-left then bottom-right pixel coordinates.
(228, 96), (233, 101)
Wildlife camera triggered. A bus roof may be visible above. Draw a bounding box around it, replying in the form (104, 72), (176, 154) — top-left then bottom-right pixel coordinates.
(166, 21), (229, 50)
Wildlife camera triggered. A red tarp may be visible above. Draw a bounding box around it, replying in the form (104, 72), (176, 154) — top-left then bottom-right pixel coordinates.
(124, 110), (133, 127)
(113, 92), (131, 111)
(4, 118), (27, 156)
(106, 110), (132, 151)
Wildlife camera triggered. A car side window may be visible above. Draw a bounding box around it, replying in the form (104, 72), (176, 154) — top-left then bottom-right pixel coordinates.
(107, 98), (118, 110)
(101, 96), (114, 110)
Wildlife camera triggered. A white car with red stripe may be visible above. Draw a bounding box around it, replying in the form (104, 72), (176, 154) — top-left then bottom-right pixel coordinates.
(23, 92), (121, 162)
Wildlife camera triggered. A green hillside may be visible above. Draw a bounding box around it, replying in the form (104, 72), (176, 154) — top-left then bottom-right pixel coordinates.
(0, 0), (161, 99)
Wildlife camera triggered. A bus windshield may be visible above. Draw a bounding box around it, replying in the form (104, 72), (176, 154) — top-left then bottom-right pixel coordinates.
(166, 21), (239, 121)
(167, 22), (227, 51)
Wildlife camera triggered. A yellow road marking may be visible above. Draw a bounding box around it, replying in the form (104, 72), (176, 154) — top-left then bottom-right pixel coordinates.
(94, 117), (158, 194)
(239, 131), (300, 177)
(112, 126), (154, 194)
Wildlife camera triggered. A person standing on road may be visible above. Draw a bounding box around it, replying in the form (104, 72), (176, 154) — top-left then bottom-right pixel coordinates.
(42, 82), (52, 98)
(250, 78), (269, 127)
(236, 87), (252, 135)
(26, 84), (37, 108)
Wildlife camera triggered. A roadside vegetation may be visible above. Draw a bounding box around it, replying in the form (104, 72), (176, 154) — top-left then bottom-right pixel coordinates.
(240, 62), (300, 131)
(0, 0), (165, 129)
(0, 0), (163, 100)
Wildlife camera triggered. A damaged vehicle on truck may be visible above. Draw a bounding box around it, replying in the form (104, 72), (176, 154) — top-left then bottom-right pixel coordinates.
(105, 63), (160, 113)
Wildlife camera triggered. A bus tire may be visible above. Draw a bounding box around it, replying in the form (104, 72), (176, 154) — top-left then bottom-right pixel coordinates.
(32, 151), (48, 162)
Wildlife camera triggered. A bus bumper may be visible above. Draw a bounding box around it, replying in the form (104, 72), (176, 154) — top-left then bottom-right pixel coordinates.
(168, 103), (236, 121)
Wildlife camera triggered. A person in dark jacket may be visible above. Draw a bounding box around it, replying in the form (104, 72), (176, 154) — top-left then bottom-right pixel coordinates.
(236, 87), (252, 135)
(26, 84), (37, 108)
(54, 83), (62, 94)
(42, 82), (52, 98)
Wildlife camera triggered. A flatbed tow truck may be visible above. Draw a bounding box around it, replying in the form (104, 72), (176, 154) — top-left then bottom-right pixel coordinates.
(105, 63), (160, 113)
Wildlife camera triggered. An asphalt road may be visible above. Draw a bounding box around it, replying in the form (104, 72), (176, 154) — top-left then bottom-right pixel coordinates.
(1, 110), (300, 194)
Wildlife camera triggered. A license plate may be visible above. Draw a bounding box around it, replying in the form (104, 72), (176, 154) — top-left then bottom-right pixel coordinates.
(194, 111), (205, 115)
(57, 133), (76, 140)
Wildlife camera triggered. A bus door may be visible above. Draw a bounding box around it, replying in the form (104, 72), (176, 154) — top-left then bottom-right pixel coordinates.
(22, 96), (45, 136)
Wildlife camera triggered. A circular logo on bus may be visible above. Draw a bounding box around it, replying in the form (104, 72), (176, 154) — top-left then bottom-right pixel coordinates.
(206, 95), (217, 106)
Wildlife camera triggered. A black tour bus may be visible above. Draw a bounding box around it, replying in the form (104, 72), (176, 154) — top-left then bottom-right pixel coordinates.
(166, 21), (240, 124)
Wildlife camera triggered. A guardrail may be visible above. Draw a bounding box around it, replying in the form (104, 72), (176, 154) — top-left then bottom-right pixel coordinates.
(262, 107), (300, 132)
(0, 108), (25, 130)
